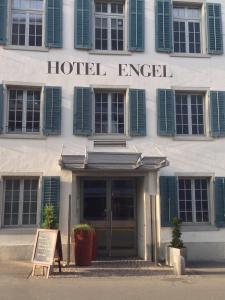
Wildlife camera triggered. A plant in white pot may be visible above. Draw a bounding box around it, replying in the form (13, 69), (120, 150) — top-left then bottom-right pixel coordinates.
(166, 217), (186, 267)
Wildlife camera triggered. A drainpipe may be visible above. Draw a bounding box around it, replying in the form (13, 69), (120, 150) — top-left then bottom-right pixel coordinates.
(67, 194), (72, 266)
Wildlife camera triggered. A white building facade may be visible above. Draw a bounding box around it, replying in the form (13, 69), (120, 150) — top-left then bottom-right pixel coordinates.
(0, 0), (225, 262)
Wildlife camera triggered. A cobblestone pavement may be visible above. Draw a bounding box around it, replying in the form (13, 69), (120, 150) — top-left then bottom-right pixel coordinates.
(50, 259), (175, 278)
(2, 259), (225, 280)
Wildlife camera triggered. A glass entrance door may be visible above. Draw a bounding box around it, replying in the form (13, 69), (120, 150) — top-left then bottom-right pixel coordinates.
(82, 178), (136, 257)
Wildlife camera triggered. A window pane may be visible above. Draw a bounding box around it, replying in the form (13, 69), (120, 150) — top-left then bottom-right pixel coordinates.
(25, 90), (40, 133)
(8, 90), (24, 132)
(95, 93), (108, 133)
(175, 95), (189, 134)
(191, 95), (204, 135)
(173, 21), (186, 53)
(188, 22), (201, 53)
(22, 179), (38, 225)
(29, 15), (42, 46)
(4, 179), (20, 226)
(12, 13), (26, 46)
(111, 93), (124, 134)
(178, 179), (193, 223)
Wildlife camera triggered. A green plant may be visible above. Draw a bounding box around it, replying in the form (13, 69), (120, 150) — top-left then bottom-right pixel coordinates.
(170, 217), (184, 249)
(73, 224), (92, 232)
(42, 203), (58, 229)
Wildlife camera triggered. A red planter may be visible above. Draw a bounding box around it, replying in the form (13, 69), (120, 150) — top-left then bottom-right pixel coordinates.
(92, 229), (97, 261)
(74, 229), (93, 266)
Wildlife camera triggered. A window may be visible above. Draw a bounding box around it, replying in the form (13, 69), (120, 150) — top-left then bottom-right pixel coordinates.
(11, 0), (43, 47)
(173, 6), (201, 53)
(178, 178), (209, 223)
(94, 1), (124, 51)
(7, 88), (41, 133)
(94, 91), (125, 134)
(175, 93), (204, 135)
(3, 178), (39, 226)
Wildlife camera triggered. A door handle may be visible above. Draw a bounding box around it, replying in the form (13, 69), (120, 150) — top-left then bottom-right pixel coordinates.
(110, 210), (112, 238)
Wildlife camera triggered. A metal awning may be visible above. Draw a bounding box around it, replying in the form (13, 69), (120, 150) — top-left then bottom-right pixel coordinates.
(59, 151), (169, 171)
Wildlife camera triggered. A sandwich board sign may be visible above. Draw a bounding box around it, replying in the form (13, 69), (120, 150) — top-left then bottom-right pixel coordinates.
(31, 229), (63, 278)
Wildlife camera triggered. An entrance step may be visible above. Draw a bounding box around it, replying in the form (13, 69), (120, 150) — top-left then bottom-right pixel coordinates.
(52, 259), (173, 278)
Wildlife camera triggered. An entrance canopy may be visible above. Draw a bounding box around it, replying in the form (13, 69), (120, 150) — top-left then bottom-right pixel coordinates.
(59, 152), (169, 171)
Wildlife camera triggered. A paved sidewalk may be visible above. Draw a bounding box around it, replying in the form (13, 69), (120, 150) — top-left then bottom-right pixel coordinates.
(1, 259), (225, 279)
(1, 260), (225, 300)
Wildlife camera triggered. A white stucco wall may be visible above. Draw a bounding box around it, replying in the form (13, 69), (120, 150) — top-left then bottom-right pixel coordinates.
(1, 0), (225, 261)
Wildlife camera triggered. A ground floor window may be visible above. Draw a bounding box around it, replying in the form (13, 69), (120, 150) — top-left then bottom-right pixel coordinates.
(178, 178), (209, 223)
(3, 178), (39, 226)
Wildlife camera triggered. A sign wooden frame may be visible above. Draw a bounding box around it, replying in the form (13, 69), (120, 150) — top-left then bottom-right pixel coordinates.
(31, 229), (62, 279)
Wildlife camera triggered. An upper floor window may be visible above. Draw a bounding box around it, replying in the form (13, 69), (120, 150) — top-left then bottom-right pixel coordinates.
(175, 93), (204, 135)
(3, 178), (39, 226)
(94, 91), (125, 134)
(11, 0), (43, 47)
(178, 178), (209, 223)
(94, 1), (125, 51)
(156, 1), (223, 55)
(7, 88), (41, 133)
(173, 6), (201, 54)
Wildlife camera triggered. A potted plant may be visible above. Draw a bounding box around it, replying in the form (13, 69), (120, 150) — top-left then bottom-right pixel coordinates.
(42, 203), (58, 229)
(73, 224), (93, 266)
(165, 217), (186, 267)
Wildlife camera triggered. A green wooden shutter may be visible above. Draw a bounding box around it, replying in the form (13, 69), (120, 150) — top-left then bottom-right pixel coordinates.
(74, 0), (92, 49)
(43, 86), (62, 135)
(210, 91), (225, 137)
(0, 0), (7, 45)
(160, 176), (178, 227)
(155, 0), (173, 53)
(45, 0), (63, 48)
(157, 89), (175, 136)
(41, 176), (60, 225)
(207, 3), (223, 55)
(128, 0), (145, 51)
(215, 177), (225, 227)
(0, 84), (3, 133)
(73, 87), (92, 136)
(129, 89), (146, 136)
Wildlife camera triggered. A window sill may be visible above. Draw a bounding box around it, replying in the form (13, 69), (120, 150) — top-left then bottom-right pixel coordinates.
(173, 135), (213, 141)
(3, 45), (49, 52)
(89, 50), (132, 56)
(170, 53), (211, 58)
(89, 135), (131, 140)
(1, 133), (46, 140)
(0, 227), (37, 234)
(181, 224), (218, 232)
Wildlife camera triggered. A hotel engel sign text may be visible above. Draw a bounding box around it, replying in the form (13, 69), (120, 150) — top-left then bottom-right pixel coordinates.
(47, 61), (173, 78)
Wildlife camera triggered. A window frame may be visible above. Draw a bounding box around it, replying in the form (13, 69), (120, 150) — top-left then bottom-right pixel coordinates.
(175, 92), (206, 136)
(8, 0), (45, 49)
(177, 177), (210, 225)
(2, 84), (44, 136)
(1, 176), (40, 228)
(171, 1), (208, 56)
(93, 0), (128, 52)
(173, 5), (202, 54)
(93, 89), (127, 136)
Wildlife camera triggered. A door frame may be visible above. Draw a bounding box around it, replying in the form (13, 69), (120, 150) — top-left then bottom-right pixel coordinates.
(80, 176), (138, 257)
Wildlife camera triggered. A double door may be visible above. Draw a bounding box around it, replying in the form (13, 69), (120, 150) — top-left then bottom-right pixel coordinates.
(82, 178), (137, 257)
